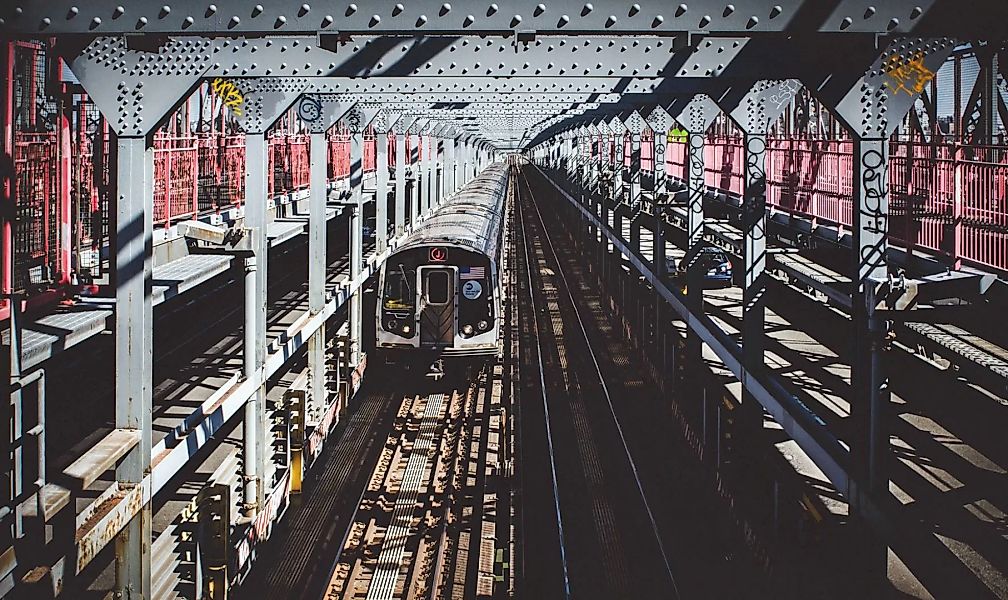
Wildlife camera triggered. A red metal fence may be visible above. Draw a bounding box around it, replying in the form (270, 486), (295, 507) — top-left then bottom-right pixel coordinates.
(13, 133), (58, 291)
(660, 136), (1008, 272)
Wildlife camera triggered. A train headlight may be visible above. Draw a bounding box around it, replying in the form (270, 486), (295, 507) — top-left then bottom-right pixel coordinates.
(402, 324), (411, 335)
(477, 320), (489, 331)
(462, 324), (474, 336)
(386, 319), (398, 330)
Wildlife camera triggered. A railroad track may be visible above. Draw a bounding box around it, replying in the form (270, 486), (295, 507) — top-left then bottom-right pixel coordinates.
(234, 383), (400, 600)
(512, 165), (683, 600)
(315, 366), (498, 600)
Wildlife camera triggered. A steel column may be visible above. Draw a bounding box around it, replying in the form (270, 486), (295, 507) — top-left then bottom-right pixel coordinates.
(850, 136), (890, 581)
(349, 129), (364, 365)
(308, 132), (328, 424)
(652, 127), (668, 277)
(114, 136), (153, 600)
(685, 131), (705, 255)
(684, 129), (709, 451)
(614, 132), (625, 206)
(375, 130), (390, 253)
(243, 132), (268, 516)
(349, 202), (363, 366)
(740, 132), (769, 442)
(241, 253), (257, 511)
(438, 136), (446, 204)
(447, 136), (456, 195)
(395, 133), (407, 235)
(425, 136), (435, 213)
(410, 134), (421, 224)
(629, 132), (642, 253)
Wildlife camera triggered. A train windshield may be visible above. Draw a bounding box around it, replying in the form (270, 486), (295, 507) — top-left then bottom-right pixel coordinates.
(383, 264), (416, 310)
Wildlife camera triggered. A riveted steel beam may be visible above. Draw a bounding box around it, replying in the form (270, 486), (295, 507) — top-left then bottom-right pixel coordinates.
(172, 34), (706, 79)
(716, 79), (800, 461)
(5, 1), (1002, 36)
(296, 95), (357, 133)
(806, 38), (957, 589)
(63, 35), (210, 136)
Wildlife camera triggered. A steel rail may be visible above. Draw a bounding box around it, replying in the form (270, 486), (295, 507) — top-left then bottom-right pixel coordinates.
(513, 168), (573, 600)
(517, 166), (682, 599)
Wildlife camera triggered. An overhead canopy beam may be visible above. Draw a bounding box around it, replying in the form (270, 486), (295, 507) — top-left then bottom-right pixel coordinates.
(4, 1), (1003, 36)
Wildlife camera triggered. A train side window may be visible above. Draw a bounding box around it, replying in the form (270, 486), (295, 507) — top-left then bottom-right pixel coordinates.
(424, 270), (453, 305)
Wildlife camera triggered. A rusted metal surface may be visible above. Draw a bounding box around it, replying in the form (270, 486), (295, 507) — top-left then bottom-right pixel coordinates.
(73, 477), (149, 575)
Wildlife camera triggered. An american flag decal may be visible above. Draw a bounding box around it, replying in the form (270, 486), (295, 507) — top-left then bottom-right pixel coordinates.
(460, 266), (485, 280)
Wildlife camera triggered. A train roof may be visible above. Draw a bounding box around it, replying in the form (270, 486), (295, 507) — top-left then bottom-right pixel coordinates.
(393, 162), (508, 258)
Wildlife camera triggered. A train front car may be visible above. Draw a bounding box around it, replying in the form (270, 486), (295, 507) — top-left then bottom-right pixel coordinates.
(376, 163), (508, 364)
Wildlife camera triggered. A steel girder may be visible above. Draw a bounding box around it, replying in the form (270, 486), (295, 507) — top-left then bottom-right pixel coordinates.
(4, 1), (1005, 36)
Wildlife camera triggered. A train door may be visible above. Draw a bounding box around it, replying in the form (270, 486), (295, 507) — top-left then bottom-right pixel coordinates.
(417, 266), (457, 347)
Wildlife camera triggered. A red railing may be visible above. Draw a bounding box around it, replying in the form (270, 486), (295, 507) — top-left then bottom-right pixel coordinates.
(13, 133), (58, 290)
(268, 133), (310, 198)
(196, 134), (246, 211)
(329, 131), (350, 180)
(363, 126), (376, 172)
(150, 131), (357, 226)
(153, 134), (200, 226)
(658, 136), (1008, 272)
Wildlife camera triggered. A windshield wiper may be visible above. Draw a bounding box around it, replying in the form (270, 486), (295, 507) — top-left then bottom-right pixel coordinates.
(398, 263), (413, 298)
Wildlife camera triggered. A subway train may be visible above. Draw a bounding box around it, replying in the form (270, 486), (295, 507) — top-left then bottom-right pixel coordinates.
(375, 162), (508, 363)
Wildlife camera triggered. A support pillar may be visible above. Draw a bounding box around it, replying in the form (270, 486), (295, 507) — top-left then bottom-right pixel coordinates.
(685, 129), (709, 449)
(349, 202), (363, 366)
(740, 131), (769, 447)
(114, 136), (153, 600)
(816, 39), (953, 586)
(349, 129), (364, 365)
(850, 136), (890, 581)
(630, 131), (642, 205)
(652, 126), (668, 277)
(375, 130), (390, 253)
(446, 136), (456, 195)
(395, 133), (407, 235)
(242, 132), (268, 516)
(429, 136), (437, 209)
(308, 132), (328, 425)
(629, 130), (642, 253)
(411, 134), (421, 224)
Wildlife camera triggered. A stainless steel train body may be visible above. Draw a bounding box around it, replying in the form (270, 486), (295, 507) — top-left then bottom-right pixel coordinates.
(376, 162), (508, 358)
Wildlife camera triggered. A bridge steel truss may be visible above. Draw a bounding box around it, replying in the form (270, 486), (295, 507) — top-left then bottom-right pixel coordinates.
(1, 1), (1006, 598)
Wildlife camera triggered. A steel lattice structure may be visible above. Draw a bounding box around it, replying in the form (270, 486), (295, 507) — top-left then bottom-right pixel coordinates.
(1, 1), (1006, 598)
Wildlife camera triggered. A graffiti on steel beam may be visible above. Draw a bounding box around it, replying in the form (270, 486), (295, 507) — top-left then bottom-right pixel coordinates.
(298, 95), (322, 122)
(859, 147), (889, 275)
(882, 52), (935, 96)
(743, 133), (768, 242)
(667, 127), (688, 143)
(346, 107), (363, 133)
(687, 133), (705, 246)
(769, 80), (801, 110)
(211, 78), (244, 117)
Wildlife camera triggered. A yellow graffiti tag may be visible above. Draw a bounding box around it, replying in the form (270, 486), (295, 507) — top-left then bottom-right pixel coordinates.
(667, 127), (688, 143)
(883, 52), (935, 96)
(211, 77), (245, 117)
